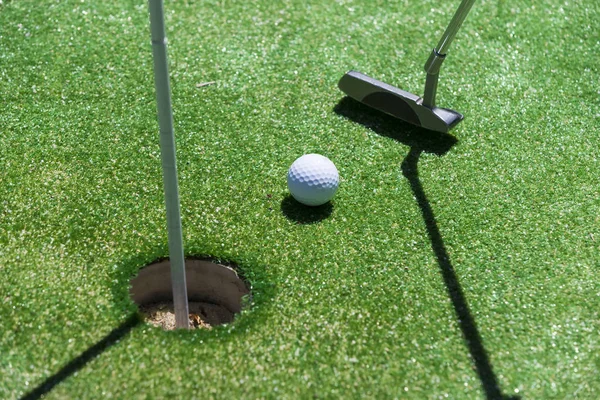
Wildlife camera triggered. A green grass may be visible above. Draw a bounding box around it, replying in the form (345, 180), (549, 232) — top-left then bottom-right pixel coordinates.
(1, 0), (599, 398)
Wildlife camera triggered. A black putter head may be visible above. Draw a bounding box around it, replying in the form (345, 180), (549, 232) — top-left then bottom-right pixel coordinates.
(338, 70), (463, 133)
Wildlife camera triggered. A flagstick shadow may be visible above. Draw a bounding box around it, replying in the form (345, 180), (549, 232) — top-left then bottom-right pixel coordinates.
(20, 314), (140, 400)
(335, 97), (520, 400)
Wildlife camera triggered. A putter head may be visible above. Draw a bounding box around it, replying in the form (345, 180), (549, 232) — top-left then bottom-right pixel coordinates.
(338, 70), (463, 133)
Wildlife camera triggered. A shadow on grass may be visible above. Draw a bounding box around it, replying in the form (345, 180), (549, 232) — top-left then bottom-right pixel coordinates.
(335, 96), (519, 400)
(334, 96), (458, 155)
(20, 314), (140, 400)
(281, 194), (334, 224)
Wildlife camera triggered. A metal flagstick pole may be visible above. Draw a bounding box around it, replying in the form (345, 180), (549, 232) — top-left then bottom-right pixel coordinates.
(147, 0), (190, 329)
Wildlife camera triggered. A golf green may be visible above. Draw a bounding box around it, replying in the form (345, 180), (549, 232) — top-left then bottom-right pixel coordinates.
(1, 0), (598, 398)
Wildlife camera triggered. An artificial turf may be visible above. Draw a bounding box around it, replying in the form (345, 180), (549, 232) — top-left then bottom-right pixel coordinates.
(1, 0), (599, 398)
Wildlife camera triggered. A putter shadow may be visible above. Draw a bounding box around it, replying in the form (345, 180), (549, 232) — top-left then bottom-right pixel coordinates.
(281, 195), (333, 224)
(334, 96), (458, 155)
(402, 149), (519, 400)
(335, 97), (519, 399)
(20, 314), (140, 400)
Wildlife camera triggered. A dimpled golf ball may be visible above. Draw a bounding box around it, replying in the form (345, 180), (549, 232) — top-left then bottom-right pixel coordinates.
(287, 154), (339, 206)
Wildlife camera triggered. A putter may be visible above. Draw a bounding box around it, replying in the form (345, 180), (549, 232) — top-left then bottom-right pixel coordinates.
(338, 0), (476, 133)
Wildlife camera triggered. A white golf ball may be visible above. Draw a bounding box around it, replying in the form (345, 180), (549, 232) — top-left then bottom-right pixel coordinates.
(287, 154), (339, 206)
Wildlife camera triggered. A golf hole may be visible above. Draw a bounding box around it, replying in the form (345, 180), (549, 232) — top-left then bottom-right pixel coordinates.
(129, 258), (250, 331)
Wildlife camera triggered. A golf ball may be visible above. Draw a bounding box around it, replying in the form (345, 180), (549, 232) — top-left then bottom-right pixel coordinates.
(287, 154), (339, 206)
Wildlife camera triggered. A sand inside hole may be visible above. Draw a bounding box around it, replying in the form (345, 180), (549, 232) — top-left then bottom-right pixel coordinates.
(139, 301), (235, 330)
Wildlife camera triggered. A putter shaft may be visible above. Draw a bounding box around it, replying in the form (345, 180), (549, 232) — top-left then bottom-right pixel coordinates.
(423, 0), (476, 107)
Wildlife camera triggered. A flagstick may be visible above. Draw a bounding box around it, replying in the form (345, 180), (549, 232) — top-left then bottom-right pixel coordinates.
(148, 0), (189, 329)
